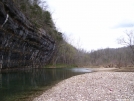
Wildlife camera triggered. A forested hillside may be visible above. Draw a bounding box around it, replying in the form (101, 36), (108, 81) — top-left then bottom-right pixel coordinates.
(89, 31), (134, 68)
(13, 0), (90, 67)
(13, 0), (134, 68)
(89, 46), (134, 68)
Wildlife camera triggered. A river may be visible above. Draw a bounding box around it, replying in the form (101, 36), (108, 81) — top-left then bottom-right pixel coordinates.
(0, 68), (92, 101)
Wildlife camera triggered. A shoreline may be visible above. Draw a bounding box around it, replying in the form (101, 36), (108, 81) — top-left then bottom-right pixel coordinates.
(33, 71), (134, 101)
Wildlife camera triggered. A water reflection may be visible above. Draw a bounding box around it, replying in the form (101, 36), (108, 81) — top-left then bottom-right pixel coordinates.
(0, 74), (2, 88)
(71, 68), (92, 73)
(0, 68), (92, 101)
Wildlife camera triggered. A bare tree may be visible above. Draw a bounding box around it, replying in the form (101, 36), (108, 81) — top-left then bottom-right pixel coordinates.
(118, 30), (134, 64)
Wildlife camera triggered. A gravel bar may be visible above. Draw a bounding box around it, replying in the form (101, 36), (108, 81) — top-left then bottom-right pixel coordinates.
(33, 72), (134, 101)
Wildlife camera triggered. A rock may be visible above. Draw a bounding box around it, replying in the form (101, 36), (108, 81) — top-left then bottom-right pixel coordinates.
(0, 0), (55, 69)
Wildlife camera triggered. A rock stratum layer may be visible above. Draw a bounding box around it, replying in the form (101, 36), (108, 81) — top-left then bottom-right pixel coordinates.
(0, 0), (55, 69)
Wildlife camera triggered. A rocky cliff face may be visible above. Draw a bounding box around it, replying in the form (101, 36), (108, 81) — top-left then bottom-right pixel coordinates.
(0, 0), (55, 69)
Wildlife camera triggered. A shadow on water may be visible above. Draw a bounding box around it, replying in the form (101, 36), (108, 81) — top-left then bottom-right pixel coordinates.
(0, 68), (92, 101)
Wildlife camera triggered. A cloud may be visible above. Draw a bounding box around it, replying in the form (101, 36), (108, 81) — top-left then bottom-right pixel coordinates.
(114, 22), (134, 29)
(47, 0), (134, 50)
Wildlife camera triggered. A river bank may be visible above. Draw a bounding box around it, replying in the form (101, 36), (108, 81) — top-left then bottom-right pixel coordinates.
(33, 71), (134, 101)
(0, 67), (93, 101)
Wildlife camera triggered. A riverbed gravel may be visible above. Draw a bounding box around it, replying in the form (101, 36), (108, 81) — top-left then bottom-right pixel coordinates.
(33, 72), (134, 101)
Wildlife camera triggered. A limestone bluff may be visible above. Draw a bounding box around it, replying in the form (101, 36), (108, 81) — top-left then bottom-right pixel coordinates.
(0, 0), (55, 69)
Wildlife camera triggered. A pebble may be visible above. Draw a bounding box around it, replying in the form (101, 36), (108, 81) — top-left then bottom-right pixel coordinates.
(33, 72), (134, 101)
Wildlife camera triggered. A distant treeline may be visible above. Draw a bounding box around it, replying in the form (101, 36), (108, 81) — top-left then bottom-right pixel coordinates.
(89, 46), (134, 68)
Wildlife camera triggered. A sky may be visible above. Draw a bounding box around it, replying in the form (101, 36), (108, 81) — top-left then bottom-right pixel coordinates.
(45, 0), (134, 51)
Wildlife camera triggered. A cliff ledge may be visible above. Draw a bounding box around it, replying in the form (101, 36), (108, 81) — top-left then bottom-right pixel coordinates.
(0, 0), (55, 69)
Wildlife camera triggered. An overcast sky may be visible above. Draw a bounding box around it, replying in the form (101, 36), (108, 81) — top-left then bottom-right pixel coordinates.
(46, 0), (134, 51)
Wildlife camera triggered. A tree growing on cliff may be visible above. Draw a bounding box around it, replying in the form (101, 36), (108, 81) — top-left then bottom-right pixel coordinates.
(14, 0), (91, 67)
